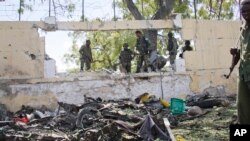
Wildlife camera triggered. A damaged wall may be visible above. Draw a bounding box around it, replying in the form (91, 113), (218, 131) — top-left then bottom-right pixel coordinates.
(188, 69), (237, 94)
(0, 20), (241, 111)
(181, 20), (241, 93)
(0, 73), (193, 112)
(0, 22), (45, 79)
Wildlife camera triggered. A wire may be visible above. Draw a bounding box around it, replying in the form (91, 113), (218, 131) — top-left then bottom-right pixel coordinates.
(0, 0), (116, 21)
(3, 1), (17, 20)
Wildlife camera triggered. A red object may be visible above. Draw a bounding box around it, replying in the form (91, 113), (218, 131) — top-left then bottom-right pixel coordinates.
(13, 116), (29, 124)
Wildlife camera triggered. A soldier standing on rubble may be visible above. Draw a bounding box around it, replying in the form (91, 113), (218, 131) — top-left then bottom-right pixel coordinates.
(167, 32), (178, 68)
(79, 40), (93, 71)
(135, 30), (150, 73)
(238, 0), (250, 124)
(119, 43), (133, 73)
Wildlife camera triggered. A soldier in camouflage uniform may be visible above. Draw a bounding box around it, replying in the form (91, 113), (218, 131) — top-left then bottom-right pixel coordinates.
(167, 32), (178, 66)
(119, 43), (133, 73)
(135, 30), (150, 73)
(79, 40), (93, 71)
(238, 0), (250, 124)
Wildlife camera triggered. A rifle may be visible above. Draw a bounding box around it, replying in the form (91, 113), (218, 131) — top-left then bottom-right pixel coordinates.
(224, 32), (242, 79)
(224, 48), (240, 79)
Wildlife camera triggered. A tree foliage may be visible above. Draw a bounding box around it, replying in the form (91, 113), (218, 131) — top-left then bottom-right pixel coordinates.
(195, 0), (236, 20)
(17, 0), (76, 19)
(18, 0), (33, 16)
(88, 31), (136, 70)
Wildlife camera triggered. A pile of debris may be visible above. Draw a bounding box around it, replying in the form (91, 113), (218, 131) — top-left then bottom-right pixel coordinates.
(0, 88), (236, 141)
(0, 98), (175, 141)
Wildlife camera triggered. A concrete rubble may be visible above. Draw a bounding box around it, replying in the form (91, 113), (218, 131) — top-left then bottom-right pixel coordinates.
(0, 88), (236, 141)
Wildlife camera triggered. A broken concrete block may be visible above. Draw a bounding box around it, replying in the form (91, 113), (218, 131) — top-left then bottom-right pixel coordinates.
(187, 106), (203, 117)
(203, 86), (226, 96)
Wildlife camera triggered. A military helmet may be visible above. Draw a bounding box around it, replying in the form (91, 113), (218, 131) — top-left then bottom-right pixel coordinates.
(123, 43), (129, 48)
(241, 0), (250, 21)
(135, 30), (142, 34)
(168, 32), (173, 37)
(185, 40), (191, 46)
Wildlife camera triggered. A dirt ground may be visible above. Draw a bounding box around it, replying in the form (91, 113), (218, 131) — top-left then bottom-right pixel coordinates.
(172, 104), (237, 141)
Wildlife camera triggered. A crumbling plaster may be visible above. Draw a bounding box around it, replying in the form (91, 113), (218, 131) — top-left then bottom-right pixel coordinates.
(0, 73), (193, 112)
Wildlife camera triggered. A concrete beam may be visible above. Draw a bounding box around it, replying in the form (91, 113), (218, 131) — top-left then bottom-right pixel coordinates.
(0, 20), (175, 31)
(36, 20), (175, 31)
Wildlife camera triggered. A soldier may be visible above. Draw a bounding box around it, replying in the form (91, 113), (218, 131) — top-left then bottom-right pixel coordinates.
(167, 32), (178, 66)
(79, 40), (93, 71)
(180, 40), (193, 58)
(238, 0), (250, 124)
(119, 43), (133, 73)
(135, 30), (150, 73)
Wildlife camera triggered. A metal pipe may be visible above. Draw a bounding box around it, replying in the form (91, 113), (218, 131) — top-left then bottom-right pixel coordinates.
(19, 0), (21, 21)
(113, 0), (116, 21)
(49, 0), (51, 17)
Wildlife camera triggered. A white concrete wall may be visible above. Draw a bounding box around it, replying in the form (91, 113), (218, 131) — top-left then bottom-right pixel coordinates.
(182, 20), (241, 71)
(0, 73), (193, 112)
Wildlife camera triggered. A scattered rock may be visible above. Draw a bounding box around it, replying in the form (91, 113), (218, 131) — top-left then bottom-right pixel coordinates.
(0, 104), (11, 121)
(187, 106), (203, 117)
(203, 86), (226, 96)
(186, 89), (234, 108)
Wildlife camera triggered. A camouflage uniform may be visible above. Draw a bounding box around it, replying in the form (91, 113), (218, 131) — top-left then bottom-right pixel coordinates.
(136, 36), (149, 73)
(168, 36), (178, 65)
(119, 47), (133, 73)
(79, 44), (92, 71)
(238, 23), (250, 124)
